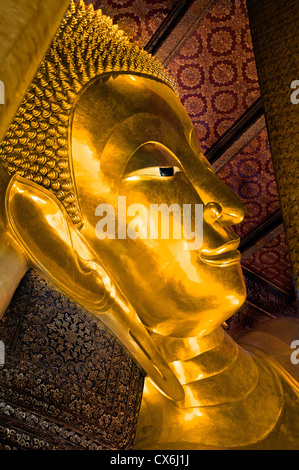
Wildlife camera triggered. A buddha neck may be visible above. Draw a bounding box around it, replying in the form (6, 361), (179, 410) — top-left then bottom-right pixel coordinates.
(150, 325), (260, 408)
(137, 325), (283, 449)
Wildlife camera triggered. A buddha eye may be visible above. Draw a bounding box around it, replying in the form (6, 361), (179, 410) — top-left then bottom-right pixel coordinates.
(123, 166), (181, 180)
(159, 167), (174, 177)
(123, 142), (182, 180)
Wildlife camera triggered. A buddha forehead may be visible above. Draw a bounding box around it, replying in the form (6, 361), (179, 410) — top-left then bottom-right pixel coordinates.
(71, 74), (198, 179)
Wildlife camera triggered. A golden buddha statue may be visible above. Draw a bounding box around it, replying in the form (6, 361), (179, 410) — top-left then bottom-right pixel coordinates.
(0, 0), (299, 450)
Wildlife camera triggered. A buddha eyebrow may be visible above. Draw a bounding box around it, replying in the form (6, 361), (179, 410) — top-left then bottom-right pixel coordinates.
(123, 141), (180, 176)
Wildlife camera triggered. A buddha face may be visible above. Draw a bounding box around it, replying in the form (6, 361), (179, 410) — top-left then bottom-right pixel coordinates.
(71, 74), (246, 338)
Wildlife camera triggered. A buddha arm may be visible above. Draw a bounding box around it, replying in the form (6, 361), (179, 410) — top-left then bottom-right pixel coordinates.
(239, 317), (299, 384)
(0, 164), (28, 318)
(0, 233), (28, 318)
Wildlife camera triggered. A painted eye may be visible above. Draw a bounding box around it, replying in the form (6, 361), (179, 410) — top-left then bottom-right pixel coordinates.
(159, 167), (174, 177)
(123, 142), (182, 179)
(123, 166), (181, 180)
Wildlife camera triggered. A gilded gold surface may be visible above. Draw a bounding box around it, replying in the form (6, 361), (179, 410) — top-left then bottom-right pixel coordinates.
(0, 161), (27, 318)
(0, 0), (299, 450)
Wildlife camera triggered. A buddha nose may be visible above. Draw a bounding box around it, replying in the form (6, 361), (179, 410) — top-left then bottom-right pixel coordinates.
(198, 172), (246, 226)
(182, 156), (246, 227)
(202, 195), (245, 227)
(203, 202), (223, 224)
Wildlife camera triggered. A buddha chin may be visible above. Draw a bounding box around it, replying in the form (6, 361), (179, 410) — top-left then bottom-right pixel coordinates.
(139, 261), (247, 339)
(91, 238), (248, 340)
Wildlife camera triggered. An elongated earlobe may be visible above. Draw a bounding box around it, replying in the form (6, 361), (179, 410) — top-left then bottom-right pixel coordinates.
(5, 174), (113, 311)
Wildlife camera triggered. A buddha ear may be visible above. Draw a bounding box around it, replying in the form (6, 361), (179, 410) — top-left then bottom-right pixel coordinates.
(5, 174), (112, 311)
(5, 174), (184, 402)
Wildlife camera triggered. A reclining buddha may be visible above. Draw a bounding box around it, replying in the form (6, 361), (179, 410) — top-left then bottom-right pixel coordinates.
(0, 1), (298, 450)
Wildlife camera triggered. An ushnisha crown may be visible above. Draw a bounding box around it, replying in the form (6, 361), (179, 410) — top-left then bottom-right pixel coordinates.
(0, 0), (178, 226)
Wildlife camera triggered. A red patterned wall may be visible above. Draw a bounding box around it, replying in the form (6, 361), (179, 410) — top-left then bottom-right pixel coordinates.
(167, 0), (260, 152)
(218, 128), (281, 238)
(242, 233), (294, 293)
(87, 0), (177, 47)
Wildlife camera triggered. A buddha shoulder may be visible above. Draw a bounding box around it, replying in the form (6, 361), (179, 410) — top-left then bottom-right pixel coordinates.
(239, 317), (299, 384)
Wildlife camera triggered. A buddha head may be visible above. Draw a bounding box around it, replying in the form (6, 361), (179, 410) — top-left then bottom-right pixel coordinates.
(0, 1), (246, 400)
